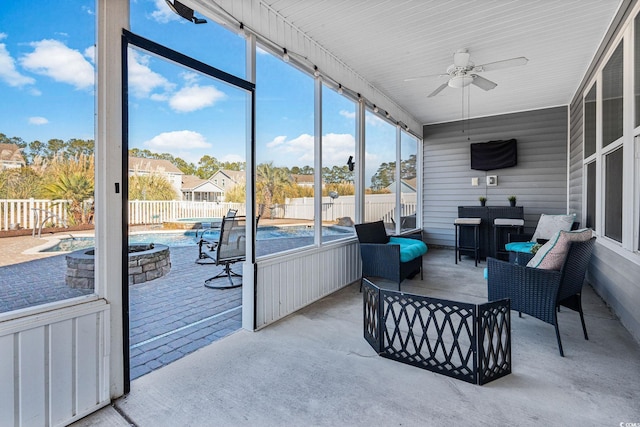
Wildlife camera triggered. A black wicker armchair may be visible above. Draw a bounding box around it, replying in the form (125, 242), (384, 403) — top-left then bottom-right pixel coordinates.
(487, 237), (595, 356)
(354, 221), (425, 291)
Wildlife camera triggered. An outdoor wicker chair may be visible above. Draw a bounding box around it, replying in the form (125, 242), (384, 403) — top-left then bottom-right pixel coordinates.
(354, 220), (427, 291)
(487, 237), (595, 356)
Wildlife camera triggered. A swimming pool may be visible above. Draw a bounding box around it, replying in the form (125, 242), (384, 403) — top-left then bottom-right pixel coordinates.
(163, 217), (222, 230)
(41, 225), (354, 252)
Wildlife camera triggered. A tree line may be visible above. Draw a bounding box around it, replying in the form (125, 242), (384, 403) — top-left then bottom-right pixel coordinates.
(3, 132), (415, 189)
(2, 132), (415, 222)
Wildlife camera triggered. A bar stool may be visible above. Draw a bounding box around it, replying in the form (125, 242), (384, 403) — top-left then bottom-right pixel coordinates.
(454, 218), (481, 266)
(493, 218), (525, 260)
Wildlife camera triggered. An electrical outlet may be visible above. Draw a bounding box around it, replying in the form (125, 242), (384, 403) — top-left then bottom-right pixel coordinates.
(487, 175), (498, 186)
(471, 177), (479, 186)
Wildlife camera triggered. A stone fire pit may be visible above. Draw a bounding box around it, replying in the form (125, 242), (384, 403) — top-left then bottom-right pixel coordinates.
(66, 243), (171, 289)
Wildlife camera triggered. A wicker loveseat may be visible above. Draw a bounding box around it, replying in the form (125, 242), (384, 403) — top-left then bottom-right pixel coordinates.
(355, 221), (427, 291)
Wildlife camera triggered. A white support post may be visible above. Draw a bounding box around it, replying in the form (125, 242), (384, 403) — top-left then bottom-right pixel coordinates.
(314, 77), (323, 243)
(96, 0), (128, 398)
(355, 98), (366, 224)
(242, 32), (256, 331)
(395, 125), (402, 235)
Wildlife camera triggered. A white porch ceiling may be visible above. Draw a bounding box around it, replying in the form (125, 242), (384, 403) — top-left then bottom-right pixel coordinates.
(202, 0), (623, 127)
(264, 0), (623, 126)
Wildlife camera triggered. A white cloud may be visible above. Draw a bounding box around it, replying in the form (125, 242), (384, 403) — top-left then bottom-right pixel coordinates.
(0, 42), (35, 87)
(264, 133), (355, 166)
(29, 116), (48, 125)
(366, 114), (385, 127)
(20, 39), (94, 90)
(128, 50), (174, 98)
(339, 109), (385, 127)
(339, 110), (355, 119)
(181, 71), (199, 84)
(150, 93), (169, 102)
(322, 133), (356, 166)
(169, 84), (226, 113)
(84, 46), (95, 64)
(144, 130), (211, 152)
(150, 0), (181, 23)
(266, 135), (287, 148)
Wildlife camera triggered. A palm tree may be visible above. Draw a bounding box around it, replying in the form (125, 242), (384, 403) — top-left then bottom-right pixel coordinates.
(41, 153), (95, 225)
(42, 173), (94, 225)
(256, 162), (290, 218)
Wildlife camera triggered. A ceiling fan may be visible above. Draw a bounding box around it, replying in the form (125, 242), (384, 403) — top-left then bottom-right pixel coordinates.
(405, 49), (528, 97)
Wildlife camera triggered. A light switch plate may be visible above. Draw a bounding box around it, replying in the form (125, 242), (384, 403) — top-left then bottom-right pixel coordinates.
(487, 175), (498, 186)
(471, 177), (479, 186)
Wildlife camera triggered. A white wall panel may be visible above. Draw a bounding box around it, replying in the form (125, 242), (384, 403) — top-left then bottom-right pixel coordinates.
(255, 241), (361, 329)
(49, 319), (74, 426)
(0, 300), (110, 427)
(19, 328), (45, 427)
(76, 313), (100, 414)
(0, 335), (14, 426)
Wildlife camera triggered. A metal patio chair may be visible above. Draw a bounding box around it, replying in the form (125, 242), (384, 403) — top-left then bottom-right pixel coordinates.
(199, 215), (247, 289)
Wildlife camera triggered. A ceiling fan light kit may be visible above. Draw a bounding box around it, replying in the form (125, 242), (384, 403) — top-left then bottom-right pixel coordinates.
(448, 74), (474, 88)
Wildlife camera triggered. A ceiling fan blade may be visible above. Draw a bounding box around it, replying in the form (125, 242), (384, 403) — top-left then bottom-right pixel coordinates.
(474, 56), (528, 72)
(404, 73), (447, 82)
(471, 75), (497, 91)
(427, 83), (449, 97)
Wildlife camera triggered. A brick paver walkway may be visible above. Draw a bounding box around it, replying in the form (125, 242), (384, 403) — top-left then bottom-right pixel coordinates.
(127, 246), (242, 379)
(0, 231), (354, 379)
(0, 242), (242, 380)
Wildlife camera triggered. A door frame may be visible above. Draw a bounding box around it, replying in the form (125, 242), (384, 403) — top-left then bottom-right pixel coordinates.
(121, 29), (255, 392)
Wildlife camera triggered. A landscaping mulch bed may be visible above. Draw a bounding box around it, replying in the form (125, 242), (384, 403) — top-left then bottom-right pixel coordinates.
(0, 224), (95, 239)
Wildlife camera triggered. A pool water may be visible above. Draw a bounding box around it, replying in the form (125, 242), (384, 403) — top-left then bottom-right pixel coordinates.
(41, 231), (201, 252)
(41, 226), (353, 252)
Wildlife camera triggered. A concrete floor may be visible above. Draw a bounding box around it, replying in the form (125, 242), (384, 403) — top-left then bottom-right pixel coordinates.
(72, 248), (640, 426)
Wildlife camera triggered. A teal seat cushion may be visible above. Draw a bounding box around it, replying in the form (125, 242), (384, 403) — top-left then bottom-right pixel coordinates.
(504, 241), (536, 253)
(388, 237), (428, 263)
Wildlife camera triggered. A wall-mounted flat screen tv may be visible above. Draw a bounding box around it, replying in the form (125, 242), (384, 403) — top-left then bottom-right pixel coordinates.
(470, 139), (517, 171)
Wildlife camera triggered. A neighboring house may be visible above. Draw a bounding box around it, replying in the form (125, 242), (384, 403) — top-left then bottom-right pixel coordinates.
(210, 169), (245, 193)
(0, 143), (26, 170)
(181, 174), (224, 202)
(129, 157), (184, 200)
(385, 178), (417, 193)
(291, 173), (315, 188)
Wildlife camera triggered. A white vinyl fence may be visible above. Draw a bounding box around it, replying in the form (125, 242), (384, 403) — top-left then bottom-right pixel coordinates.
(0, 199), (247, 231)
(283, 194), (417, 224)
(0, 199), (70, 231)
(128, 200), (245, 225)
(1, 195), (416, 231)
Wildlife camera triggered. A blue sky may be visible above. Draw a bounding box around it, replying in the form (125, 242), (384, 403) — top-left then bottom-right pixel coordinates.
(0, 0), (401, 181)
